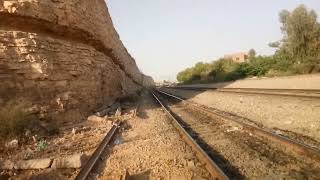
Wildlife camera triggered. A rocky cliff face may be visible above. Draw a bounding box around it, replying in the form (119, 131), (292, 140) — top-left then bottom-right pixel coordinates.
(0, 0), (154, 122)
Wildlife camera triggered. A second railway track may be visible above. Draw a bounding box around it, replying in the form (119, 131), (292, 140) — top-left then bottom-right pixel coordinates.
(153, 89), (320, 179)
(167, 87), (320, 99)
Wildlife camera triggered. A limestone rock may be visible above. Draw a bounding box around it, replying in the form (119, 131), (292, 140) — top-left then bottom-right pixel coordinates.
(51, 154), (88, 169)
(0, 0), (154, 124)
(87, 115), (106, 123)
(14, 158), (52, 170)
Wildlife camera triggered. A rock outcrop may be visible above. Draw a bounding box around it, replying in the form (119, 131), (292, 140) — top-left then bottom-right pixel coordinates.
(0, 0), (154, 122)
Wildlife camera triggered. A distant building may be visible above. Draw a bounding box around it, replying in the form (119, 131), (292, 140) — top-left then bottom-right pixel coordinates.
(155, 80), (176, 87)
(224, 52), (249, 63)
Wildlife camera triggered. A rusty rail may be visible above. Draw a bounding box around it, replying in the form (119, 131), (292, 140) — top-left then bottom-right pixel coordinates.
(157, 89), (320, 162)
(151, 91), (229, 180)
(75, 121), (121, 180)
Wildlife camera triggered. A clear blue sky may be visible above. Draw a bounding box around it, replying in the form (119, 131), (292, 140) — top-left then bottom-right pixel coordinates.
(107, 0), (320, 81)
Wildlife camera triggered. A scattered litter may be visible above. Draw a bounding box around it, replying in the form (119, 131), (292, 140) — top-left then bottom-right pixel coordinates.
(114, 138), (123, 145)
(226, 126), (240, 133)
(5, 139), (18, 149)
(32, 135), (37, 143)
(72, 128), (76, 135)
(115, 107), (122, 117)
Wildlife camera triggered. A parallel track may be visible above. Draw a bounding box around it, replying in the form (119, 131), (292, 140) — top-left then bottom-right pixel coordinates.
(151, 91), (230, 180)
(157, 89), (320, 162)
(167, 87), (320, 98)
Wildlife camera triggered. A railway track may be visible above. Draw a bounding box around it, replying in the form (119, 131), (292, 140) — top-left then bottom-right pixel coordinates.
(167, 87), (320, 98)
(151, 91), (229, 180)
(75, 121), (121, 180)
(74, 90), (320, 179)
(153, 89), (320, 179)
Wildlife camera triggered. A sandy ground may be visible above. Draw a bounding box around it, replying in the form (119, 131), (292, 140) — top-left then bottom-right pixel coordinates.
(162, 88), (320, 145)
(97, 91), (211, 180)
(0, 117), (114, 179)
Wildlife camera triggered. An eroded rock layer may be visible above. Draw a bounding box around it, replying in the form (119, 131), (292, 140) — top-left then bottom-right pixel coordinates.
(0, 0), (153, 122)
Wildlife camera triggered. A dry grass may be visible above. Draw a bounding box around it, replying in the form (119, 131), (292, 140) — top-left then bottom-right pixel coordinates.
(0, 99), (31, 137)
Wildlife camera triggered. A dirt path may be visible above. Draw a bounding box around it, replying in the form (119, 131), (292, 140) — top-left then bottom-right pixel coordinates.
(96, 91), (211, 179)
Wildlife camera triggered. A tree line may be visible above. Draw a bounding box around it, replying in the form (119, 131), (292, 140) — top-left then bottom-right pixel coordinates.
(177, 5), (320, 84)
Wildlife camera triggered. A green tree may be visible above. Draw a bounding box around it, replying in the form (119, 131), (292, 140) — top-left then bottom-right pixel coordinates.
(278, 5), (320, 63)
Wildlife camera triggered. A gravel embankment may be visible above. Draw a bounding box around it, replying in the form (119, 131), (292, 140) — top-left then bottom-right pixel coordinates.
(178, 74), (320, 89)
(98, 92), (211, 179)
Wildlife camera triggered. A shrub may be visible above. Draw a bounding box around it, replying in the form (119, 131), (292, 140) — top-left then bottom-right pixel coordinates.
(0, 99), (31, 137)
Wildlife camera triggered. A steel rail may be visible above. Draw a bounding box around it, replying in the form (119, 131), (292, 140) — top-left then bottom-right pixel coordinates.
(167, 87), (320, 98)
(75, 121), (121, 180)
(151, 91), (229, 180)
(157, 89), (320, 162)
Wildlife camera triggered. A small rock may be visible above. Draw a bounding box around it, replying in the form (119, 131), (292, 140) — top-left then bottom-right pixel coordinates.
(0, 160), (14, 170)
(275, 130), (282, 135)
(5, 139), (18, 149)
(187, 160), (195, 169)
(14, 158), (52, 170)
(51, 154), (88, 169)
(226, 126), (240, 133)
(87, 115), (106, 123)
